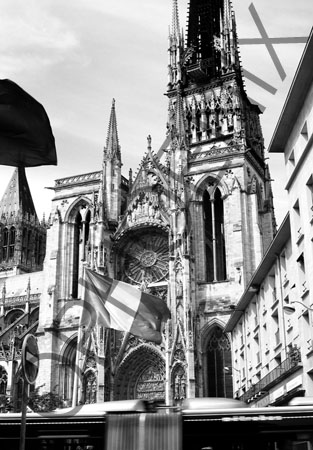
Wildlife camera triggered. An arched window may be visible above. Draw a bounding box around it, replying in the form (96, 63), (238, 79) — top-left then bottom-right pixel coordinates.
(205, 327), (233, 398)
(21, 228), (27, 263)
(2, 227), (8, 261)
(72, 212), (82, 299)
(72, 209), (91, 298)
(9, 226), (16, 260)
(27, 230), (32, 265)
(60, 338), (77, 406)
(203, 187), (226, 282)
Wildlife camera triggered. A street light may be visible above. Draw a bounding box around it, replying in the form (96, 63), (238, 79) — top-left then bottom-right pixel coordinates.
(283, 300), (313, 315)
(224, 366), (240, 373)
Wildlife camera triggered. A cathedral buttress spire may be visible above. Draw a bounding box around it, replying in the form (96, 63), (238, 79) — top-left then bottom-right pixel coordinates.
(168, 0), (184, 88)
(104, 98), (121, 162)
(102, 99), (122, 224)
(172, 0), (182, 44)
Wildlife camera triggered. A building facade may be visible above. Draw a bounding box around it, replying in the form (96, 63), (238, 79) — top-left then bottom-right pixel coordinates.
(0, 167), (46, 407)
(226, 29), (313, 406)
(0, 0), (276, 407)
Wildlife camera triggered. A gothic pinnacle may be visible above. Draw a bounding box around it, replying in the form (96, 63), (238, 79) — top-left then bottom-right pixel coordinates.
(171, 0), (181, 43)
(104, 98), (121, 162)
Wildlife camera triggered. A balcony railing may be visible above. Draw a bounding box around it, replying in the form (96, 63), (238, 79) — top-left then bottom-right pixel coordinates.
(239, 349), (302, 403)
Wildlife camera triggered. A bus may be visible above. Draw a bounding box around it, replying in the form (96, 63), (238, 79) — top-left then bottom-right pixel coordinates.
(0, 397), (313, 450)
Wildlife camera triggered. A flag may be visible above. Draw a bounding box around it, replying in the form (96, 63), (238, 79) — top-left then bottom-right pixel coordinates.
(0, 79), (57, 167)
(81, 269), (170, 344)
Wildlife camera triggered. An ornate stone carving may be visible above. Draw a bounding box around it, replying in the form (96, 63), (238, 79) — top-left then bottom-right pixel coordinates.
(123, 232), (169, 284)
(136, 367), (165, 400)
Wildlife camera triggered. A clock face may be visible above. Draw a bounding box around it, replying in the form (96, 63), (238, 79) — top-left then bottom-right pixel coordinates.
(123, 231), (169, 284)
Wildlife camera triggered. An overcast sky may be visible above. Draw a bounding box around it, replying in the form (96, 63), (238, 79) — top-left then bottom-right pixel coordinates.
(0, 0), (312, 226)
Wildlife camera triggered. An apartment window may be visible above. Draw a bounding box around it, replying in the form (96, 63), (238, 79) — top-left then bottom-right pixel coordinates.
(280, 251), (289, 287)
(272, 309), (280, 347)
(252, 302), (259, 329)
(203, 187), (226, 282)
(293, 199), (303, 244)
(268, 272), (277, 304)
(301, 121), (309, 141)
(297, 252), (308, 297)
(306, 175), (313, 221)
(288, 149), (295, 166)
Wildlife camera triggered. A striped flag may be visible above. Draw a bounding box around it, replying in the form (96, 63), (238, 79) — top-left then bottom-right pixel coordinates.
(81, 269), (170, 344)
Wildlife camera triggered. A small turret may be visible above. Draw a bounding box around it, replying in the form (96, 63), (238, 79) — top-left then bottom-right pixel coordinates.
(0, 167), (46, 274)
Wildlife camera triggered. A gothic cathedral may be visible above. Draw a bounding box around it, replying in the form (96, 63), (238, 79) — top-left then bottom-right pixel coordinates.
(0, 0), (276, 407)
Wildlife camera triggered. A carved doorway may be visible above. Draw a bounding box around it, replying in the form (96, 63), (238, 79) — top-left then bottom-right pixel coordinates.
(114, 344), (165, 402)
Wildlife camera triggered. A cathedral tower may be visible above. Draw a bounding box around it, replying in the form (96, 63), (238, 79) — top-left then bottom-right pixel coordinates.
(165, 0), (276, 399)
(108, 0), (276, 404)
(35, 0), (277, 406)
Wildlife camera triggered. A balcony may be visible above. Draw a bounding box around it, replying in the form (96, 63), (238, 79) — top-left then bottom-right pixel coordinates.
(239, 349), (302, 403)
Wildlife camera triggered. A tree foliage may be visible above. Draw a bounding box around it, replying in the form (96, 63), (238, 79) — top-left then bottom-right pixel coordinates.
(28, 386), (63, 412)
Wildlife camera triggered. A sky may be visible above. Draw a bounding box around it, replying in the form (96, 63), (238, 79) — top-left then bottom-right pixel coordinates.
(0, 0), (312, 226)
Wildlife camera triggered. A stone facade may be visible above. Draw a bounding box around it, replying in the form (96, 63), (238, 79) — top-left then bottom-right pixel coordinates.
(0, 0), (276, 407)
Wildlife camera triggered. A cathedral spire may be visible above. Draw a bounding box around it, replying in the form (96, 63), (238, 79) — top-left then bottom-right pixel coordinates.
(104, 98), (121, 162)
(102, 99), (122, 224)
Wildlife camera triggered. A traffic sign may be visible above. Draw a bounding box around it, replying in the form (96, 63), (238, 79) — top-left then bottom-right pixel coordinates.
(21, 334), (39, 385)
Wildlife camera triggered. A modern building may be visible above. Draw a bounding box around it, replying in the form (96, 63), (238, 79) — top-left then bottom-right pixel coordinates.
(0, 0), (276, 406)
(226, 28), (313, 406)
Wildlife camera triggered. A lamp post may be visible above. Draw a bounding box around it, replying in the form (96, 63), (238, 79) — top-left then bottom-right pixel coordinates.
(224, 366), (240, 374)
(283, 300), (313, 315)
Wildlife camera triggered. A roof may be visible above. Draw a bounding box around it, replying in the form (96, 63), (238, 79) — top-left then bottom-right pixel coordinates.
(225, 214), (290, 332)
(268, 28), (313, 153)
(0, 167), (38, 220)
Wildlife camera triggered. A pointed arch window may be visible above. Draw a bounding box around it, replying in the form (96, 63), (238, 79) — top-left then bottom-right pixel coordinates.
(72, 212), (82, 298)
(34, 234), (44, 266)
(22, 228), (27, 263)
(205, 327), (233, 398)
(60, 338), (77, 406)
(9, 226), (16, 260)
(2, 227), (9, 261)
(27, 230), (32, 264)
(203, 187), (226, 282)
(72, 209), (91, 298)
